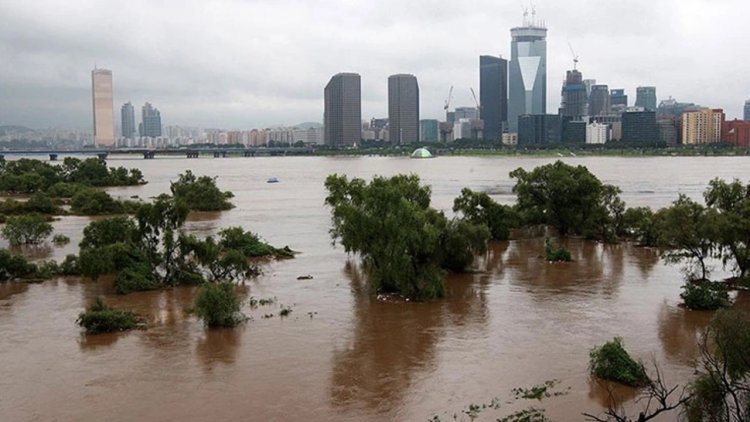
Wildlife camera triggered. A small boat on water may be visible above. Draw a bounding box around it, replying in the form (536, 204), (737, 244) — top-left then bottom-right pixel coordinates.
(267, 177), (279, 183)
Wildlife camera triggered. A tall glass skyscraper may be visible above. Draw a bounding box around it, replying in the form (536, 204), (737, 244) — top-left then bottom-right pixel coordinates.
(324, 73), (361, 147)
(508, 17), (547, 132)
(121, 102), (135, 138)
(744, 99), (750, 121)
(635, 86), (657, 111)
(479, 55), (508, 141)
(388, 74), (419, 144)
(91, 68), (114, 147)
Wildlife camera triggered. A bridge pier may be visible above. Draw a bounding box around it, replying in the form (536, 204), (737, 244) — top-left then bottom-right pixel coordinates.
(213, 152), (221, 158)
(222, 151), (228, 158)
(143, 151), (156, 159)
(49, 154), (58, 161)
(97, 153), (108, 160)
(186, 151), (199, 159)
(0, 154), (4, 162)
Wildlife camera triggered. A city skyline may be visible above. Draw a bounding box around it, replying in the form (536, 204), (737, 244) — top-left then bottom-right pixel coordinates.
(1, 0), (749, 129)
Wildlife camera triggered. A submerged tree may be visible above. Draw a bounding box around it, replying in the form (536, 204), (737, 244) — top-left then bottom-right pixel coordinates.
(452, 187), (518, 240)
(703, 178), (750, 280)
(170, 170), (234, 211)
(325, 173), (490, 300)
(659, 195), (714, 281)
(510, 161), (622, 239)
(1, 214), (53, 245)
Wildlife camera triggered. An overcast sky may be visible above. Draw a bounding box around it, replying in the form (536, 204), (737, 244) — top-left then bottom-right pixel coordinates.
(0, 0), (748, 130)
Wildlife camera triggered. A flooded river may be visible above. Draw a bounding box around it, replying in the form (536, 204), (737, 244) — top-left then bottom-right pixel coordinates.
(1, 156), (749, 421)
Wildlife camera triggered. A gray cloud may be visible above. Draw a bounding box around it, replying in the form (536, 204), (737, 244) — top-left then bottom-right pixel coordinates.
(0, 0), (748, 129)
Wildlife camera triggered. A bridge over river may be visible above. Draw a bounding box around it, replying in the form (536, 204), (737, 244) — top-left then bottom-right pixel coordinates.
(0, 146), (315, 161)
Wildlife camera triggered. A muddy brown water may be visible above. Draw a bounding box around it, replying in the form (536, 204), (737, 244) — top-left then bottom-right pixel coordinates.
(1, 156), (749, 421)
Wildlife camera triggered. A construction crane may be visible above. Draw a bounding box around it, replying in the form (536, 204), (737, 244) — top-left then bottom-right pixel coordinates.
(470, 87), (481, 115)
(568, 42), (579, 70)
(443, 86), (454, 111)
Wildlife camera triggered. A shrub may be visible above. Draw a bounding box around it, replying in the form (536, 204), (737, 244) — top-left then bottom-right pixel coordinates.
(52, 233), (70, 245)
(70, 188), (125, 215)
(589, 337), (649, 387)
(217, 227), (294, 258)
(76, 297), (142, 334)
(170, 171), (234, 211)
(58, 254), (81, 276)
(192, 281), (245, 327)
(544, 238), (572, 262)
(47, 182), (87, 198)
(113, 263), (159, 295)
(1, 214), (54, 245)
(0, 249), (38, 281)
(680, 282), (730, 310)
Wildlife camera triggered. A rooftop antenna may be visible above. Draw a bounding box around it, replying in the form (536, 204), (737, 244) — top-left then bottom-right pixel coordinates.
(568, 42), (579, 70)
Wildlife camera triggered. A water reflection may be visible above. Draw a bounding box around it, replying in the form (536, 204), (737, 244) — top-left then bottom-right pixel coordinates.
(9, 244), (53, 261)
(196, 327), (242, 371)
(657, 303), (711, 364)
(330, 260), (489, 413)
(0, 282), (28, 302)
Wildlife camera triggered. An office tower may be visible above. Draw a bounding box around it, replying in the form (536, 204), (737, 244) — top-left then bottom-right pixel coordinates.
(419, 119), (439, 142)
(518, 114), (560, 146)
(140, 102), (162, 138)
(586, 122), (609, 144)
(561, 118), (586, 144)
(508, 13), (547, 132)
(744, 99), (750, 121)
(621, 111), (658, 144)
(610, 89), (627, 107)
(722, 119), (750, 147)
(479, 55), (508, 140)
(91, 68), (114, 147)
(560, 69), (586, 119)
(121, 102), (135, 138)
(324, 73), (361, 146)
(583, 79), (596, 98)
(589, 85), (611, 117)
(388, 74), (419, 144)
(682, 108), (725, 144)
(635, 86), (657, 111)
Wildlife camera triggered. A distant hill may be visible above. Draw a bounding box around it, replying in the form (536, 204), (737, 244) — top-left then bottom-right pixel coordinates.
(0, 125), (35, 136)
(294, 122), (323, 129)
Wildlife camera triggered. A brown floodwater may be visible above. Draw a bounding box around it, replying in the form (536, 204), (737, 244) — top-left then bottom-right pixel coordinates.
(1, 155), (749, 421)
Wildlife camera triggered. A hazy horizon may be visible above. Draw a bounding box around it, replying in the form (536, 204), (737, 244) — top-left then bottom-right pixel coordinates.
(1, 0), (748, 129)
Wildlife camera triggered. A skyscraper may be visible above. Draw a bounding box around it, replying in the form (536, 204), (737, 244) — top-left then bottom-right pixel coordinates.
(140, 102), (162, 138)
(560, 69), (586, 119)
(91, 68), (114, 147)
(682, 108), (724, 145)
(508, 13), (547, 132)
(121, 102), (135, 138)
(589, 85), (611, 117)
(622, 111), (658, 145)
(635, 86), (657, 111)
(324, 73), (361, 147)
(610, 89), (628, 107)
(388, 74), (419, 144)
(744, 99), (750, 121)
(419, 119), (439, 143)
(479, 55), (508, 141)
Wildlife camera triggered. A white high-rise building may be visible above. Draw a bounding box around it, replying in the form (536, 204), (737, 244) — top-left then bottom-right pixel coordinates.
(586, 122), (609, 144)
(91, 68), (114, 147)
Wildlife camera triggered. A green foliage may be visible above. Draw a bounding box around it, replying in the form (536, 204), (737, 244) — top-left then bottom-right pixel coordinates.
(680, 281), (730, 310)
(192, 281), (245, 327)
(76, 297), (142, 334)
(703, 178), (750, 279)
(0, 249), (38, 281)
(58, 254), (81, 276)
(622, 206), (663, 246)
(660, 195), (714, 280)
(686, 310), (750, 421)
(46, 182), (87, 198)
(114, 263), (159, 295)
(1, 214), (53, 245)
(510, 161), (622, 238)
(589, 337), (649, 387)
(170, 170), (234, 211)
(79, 216), (136, 249)
(452, 188), (518, 240)
(544, 238), (572, 262)
(0, 157), (144, 195)
(217, 226), (294, 258)
(52, 233), (70, 245)
(437, 218), (490, 272)
(70, 188), (125, 215)
(325, 174), (490, 300)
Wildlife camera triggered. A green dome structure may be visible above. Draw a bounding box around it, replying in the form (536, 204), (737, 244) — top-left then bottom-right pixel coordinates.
(410, 147), (434, 159)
